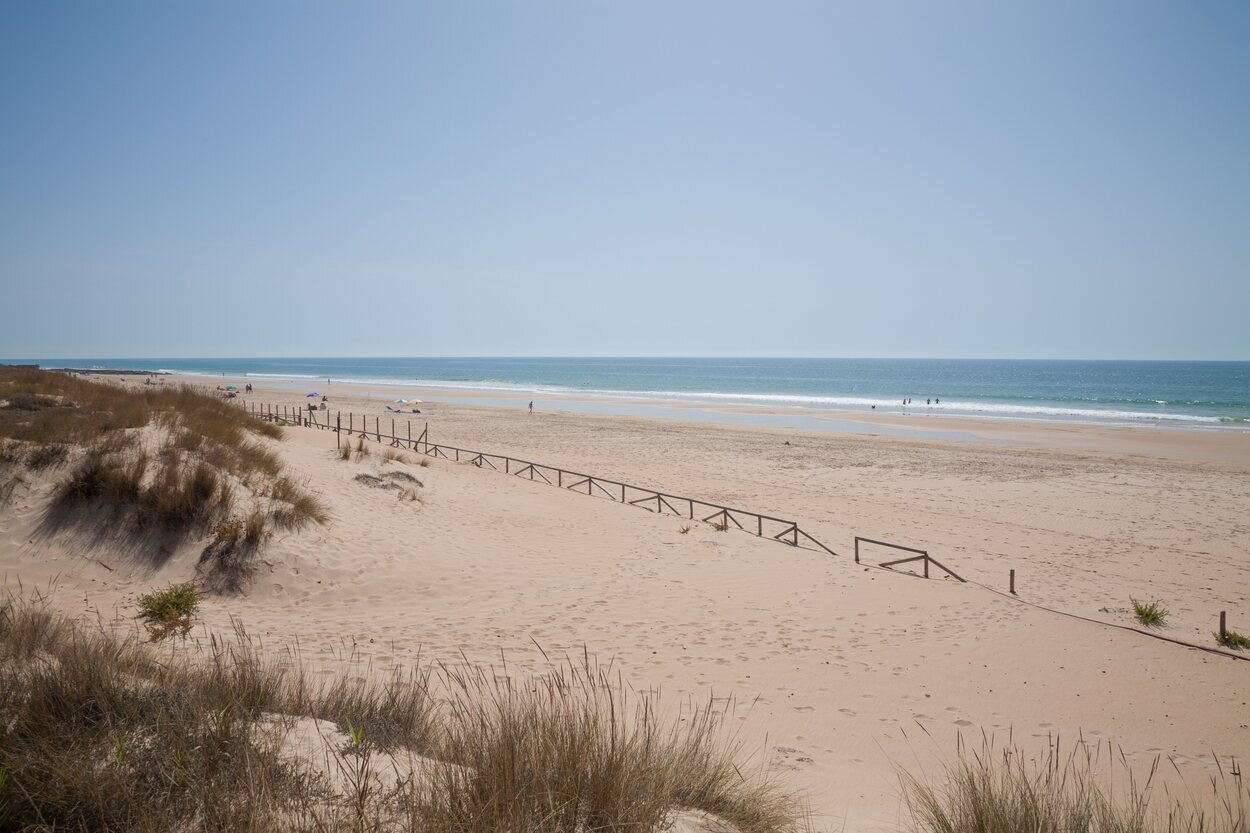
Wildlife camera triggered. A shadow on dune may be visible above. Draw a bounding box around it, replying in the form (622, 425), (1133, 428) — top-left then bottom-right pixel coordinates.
(32, 498), (200, 573)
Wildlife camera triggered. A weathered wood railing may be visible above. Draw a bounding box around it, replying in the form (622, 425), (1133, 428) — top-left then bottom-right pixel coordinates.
(853, 536), (965, 582)
(243, 399), (837, 558)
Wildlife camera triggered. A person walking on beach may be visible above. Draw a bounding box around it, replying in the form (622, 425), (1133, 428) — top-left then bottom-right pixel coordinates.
(528, 400), (534, 415)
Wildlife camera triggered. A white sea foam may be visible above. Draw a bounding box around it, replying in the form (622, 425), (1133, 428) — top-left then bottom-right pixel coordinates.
(243, 372), (323, 379)
(153, 369), (1235, 427)
(395, 379), (1227, 424)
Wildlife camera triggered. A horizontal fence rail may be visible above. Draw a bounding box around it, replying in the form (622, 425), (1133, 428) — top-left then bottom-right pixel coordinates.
(243, 400), (837, 559)
(854, 536), (965, 582)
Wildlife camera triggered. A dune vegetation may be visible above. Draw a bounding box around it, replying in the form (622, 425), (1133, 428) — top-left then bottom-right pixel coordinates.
(0, 368), (325, 589)
(0, 595), (805, 833)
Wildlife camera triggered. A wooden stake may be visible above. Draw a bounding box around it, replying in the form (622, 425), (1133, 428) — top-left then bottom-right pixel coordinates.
(1010, 569), (1016, 595)
(1220, 610), (1227, 642)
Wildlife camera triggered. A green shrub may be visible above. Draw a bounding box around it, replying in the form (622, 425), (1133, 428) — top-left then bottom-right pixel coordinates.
(1216, 628), (1250, 650)
(1131, 598), (1168, 628)
(137, 583), (200, 639)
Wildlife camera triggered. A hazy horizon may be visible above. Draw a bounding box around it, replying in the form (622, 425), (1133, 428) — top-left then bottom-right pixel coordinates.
(2, 2), (1248, 361)
(6, 354), (1250, 364)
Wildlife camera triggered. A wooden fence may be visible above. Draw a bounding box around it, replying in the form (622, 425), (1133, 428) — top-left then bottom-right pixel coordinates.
(244, 400), (837, 558)
(853, 536), (966, 582)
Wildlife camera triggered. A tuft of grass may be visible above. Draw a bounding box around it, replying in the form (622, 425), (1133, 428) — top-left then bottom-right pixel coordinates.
(137, 582), (200, 639)
(24, 443), (69, 470)
(900, 734), (1247, 833)
(712, 521), (730, 532)
(354, 436), (370, 460)
(0, 473), (24, 508)
(397, 485), (421, 502)
(0, 439), (23, 467)
(338, 442), (352, 461)
(1131, 597), (1168, 628)
(244, 508), (267, 545)
(679, 524), (692, 534)
(147, 456), (222, 525)
(418, 456), (431, 468)
(267, 476), (328, 528)
(56, 444), (147, 505)
(1216, 628), (1250, 650)
(382, 449), (408, 463)
(212, 516), (245, 543)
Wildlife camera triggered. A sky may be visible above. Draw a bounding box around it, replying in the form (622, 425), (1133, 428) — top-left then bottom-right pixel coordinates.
(1, 1), (1248, 360)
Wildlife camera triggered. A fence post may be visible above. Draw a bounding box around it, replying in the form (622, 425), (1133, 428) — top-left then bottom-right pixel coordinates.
(1010, 569), (1016, 595)
(854, 537), (860, 564)
(1220, 611), (1227, 642)
(336, 414), (341, 449)
(923, 554), (930, 579)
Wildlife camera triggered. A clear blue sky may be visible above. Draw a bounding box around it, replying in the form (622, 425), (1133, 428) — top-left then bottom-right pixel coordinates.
(1, 1), (1247, 360)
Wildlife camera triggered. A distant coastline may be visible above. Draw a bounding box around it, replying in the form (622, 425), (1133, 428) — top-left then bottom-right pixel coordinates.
(20, 357), (1250, 431)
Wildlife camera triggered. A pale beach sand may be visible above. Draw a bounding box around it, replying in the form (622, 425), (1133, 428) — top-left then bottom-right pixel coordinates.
(2, 373), (1248, 830)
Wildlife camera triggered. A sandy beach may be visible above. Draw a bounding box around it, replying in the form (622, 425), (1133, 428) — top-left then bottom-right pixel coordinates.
(2, 372), (1247, 829)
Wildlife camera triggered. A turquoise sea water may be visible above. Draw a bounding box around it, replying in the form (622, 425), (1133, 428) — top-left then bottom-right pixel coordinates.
(12, 357), (1250, 428)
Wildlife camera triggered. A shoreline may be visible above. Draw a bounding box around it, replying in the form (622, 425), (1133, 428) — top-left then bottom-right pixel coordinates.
(40, 362), (1250, 434)
(135, 371), (1250, 464)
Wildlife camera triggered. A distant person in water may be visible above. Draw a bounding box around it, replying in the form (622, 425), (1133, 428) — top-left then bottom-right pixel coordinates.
(528, 401), (533, 415)
(927, 398), (931, 405)
(935, 398), (940, 404)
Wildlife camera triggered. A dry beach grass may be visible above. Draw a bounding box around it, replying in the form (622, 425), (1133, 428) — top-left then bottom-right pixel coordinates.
(0, 595), (807, 833)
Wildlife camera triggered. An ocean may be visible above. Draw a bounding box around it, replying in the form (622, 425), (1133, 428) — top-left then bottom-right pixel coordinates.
(14, 357), (1250, 429)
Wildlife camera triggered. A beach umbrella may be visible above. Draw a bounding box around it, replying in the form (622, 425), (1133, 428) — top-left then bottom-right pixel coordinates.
(307, 392), (320, 397)
(225, 385), (238, 390)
